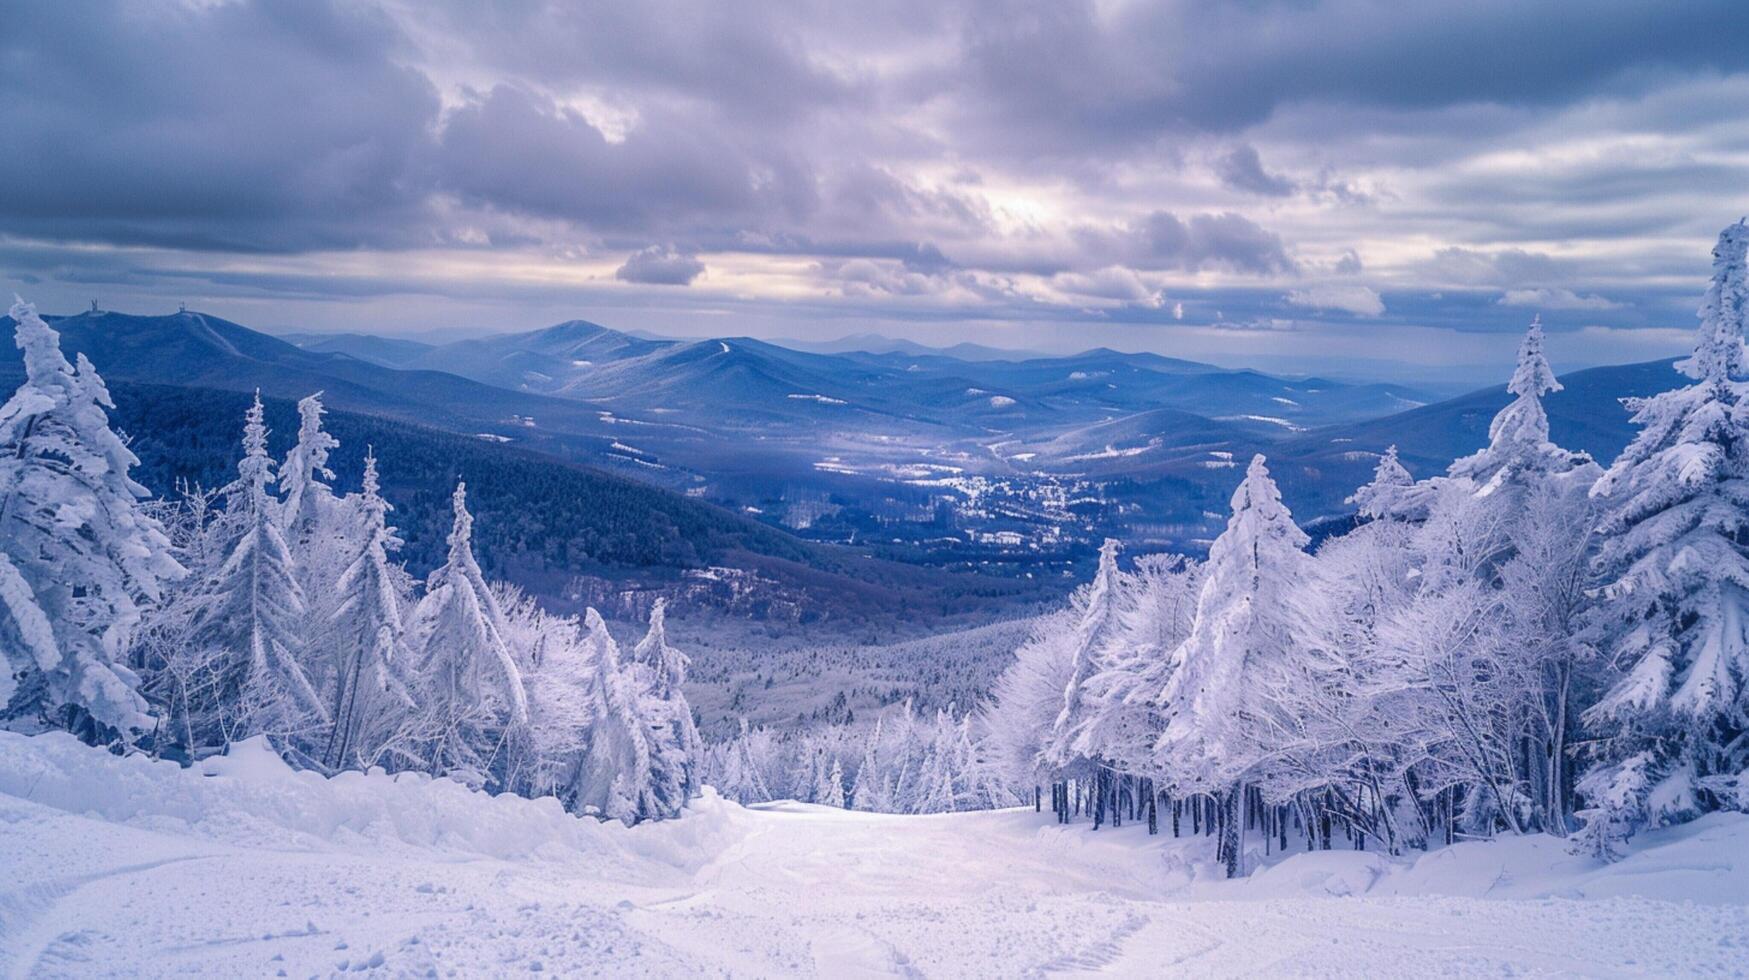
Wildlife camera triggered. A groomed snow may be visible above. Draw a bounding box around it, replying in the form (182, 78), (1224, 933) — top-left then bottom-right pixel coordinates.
(3, 732), (1747, 977)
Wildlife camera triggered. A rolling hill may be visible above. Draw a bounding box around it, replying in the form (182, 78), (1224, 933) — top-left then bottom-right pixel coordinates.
(102, 382), (1049, 626)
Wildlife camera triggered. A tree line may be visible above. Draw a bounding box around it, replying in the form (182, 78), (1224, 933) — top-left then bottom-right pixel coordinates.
(984, 221), (1749, 873)
(0, 300), (699, 824)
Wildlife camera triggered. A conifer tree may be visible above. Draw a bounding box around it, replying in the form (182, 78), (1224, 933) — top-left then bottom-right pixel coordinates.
(1450, 316), (1592, 500)
(1579, 220), (1749, 855)
(321, 450), (415, 771)
(1042, 539), (1123, 774)
(633, 598), (703, 800)
(1157, 455), (1312, 875)
(278, 392), (340, 552)
(816, 754), (847, 808)
(277, 393), (349, 694)
(408, 482), (529, 784)
(570, 609), (674, 823)
(181, 393), (326, 748)
(1348, 445), (1432, 521)
(850, 717), (890, 811)
(0, 298), (183, 742)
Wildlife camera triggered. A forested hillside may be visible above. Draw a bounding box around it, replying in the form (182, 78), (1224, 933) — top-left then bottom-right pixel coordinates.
(103, 381), (1046, 625)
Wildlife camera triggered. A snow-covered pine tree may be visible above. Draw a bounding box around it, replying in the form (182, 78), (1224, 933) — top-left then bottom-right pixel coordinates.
(182, 393), (326, 749)
(632, 598), (703, 801)
(1347, 445), (1431, 522)
(0, 298), (183, 742)
(1042, 539), (1123, 777)
(1069, 553), (1200, 780)
(708, 718), (774, 805)
(320, 450), (416, 772)
(407, 482), (529, 786)
(278, 392), (340, 551)
(850, 716), (889, 811)
(1157, 454), (1313, 875)
(519, 608), (598, 802)
(816, 754), (847, 808)
(1578, 220), (1749, 855)
(1449, 317), (1596, 523)
(277, 393), (350, 695)
(564, 609), (666, 823)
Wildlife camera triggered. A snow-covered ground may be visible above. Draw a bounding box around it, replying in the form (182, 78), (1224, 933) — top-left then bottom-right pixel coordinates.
(3, 733), (1746, 978)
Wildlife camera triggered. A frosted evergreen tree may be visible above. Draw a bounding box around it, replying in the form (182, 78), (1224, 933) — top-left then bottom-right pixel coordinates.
(277, 393), (350, 691)
(1348, 445), (1429, 521)
(1450, 317), (1590, 496)
(519, 610), (598, 801)
(816, 754), (846, 808)
(1041, 539), (1123, 773)
(320, 451), (416, 771)
(632, 598), (703, 800)
(183, 394), (326, 748)
(569, 609), (678, 823)
(1579, 220), (1749, 855)
(1157, 455), (1312, 875)
(850, 717), (889, 811)
(0, 298), (182, 742)
(408, 482), (529, 785)
(709, 719), (773, 805)
(277, 392), (340, 550)
(1070, 553), (1199, 777)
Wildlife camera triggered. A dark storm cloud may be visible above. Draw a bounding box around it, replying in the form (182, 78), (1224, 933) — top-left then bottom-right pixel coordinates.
(615, 245), (706, 286)
(956, 0), (1749, 148)
(0, 0), (441, 252)
(412, 0), (866, 123)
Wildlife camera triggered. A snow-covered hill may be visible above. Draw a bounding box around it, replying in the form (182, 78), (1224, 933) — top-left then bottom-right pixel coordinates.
(3, 733), (1745, 977)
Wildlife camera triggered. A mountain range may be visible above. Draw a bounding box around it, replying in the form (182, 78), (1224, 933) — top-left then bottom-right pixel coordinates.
(5, 307), (1665, 584)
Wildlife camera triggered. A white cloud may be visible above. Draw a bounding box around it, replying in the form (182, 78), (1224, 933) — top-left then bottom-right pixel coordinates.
(1285, 284), (1385, 317)
(1499, 287), (1621, 310)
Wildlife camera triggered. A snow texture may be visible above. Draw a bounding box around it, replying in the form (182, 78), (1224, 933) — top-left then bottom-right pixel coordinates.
(2, 731), (1746, 977)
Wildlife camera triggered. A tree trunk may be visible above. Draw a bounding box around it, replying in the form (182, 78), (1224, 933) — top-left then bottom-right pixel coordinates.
(1548, 663), (1572, 837)
(1222, 786), (1244, 878)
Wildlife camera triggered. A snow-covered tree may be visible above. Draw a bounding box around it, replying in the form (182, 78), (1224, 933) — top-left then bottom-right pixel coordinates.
(1579, 220), (1749, 855)
(1041, 539), (1124, 774)
(516, 603), (598, 802)
(1156, 455), (1314, 874)
(1348, 445), (1430, 521)
(408, 482), (529, 786)
(277, 393), (351, 695)
(0, 298), (182, 742)
(850, 717), (892, 811)
(815, 754), (846, 807)
(1069, 553), (1200, 778)
(1448, 318), (1566, 487)
(632, 598), (702, 802)
(707, 719), (774, 805)
(182, 394), (325, 749)
(570, 609), (677, 824)
(320, 450), (416, 772)
(277, 392), (340, 551)
(982, 608), (1079, 790)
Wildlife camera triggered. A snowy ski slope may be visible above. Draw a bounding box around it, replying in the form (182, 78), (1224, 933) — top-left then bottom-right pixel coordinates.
(2, 732), (1745, 977)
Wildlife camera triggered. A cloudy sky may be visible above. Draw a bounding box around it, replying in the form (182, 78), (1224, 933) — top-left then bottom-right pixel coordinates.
(4, 0), (1749, 380)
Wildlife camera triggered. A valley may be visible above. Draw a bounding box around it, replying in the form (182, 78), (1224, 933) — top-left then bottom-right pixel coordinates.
(5, 307), (1666, 587)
